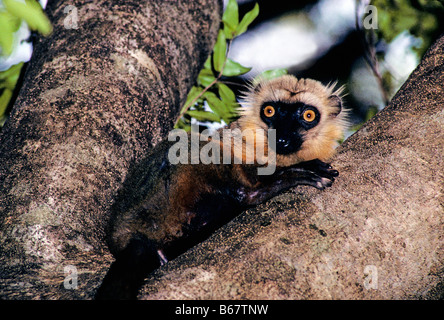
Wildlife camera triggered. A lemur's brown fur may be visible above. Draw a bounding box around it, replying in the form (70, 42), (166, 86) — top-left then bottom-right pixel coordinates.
(96, 75), (348, 300)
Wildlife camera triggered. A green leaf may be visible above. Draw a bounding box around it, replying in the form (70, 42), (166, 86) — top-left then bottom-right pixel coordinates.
(0, 88), (13, 118)
(0, 62), (23, 82)
(222, 58), (251, 77)
(223, 24), (235, 40)
(217, 83), (236, 103)
(222, 0), (239, 28)
(222, 0), (239, 39)
(253, 68), (288, 84)
(213, 30), (227, 72)
(235, 3), (259, 37)
(187, 110), (221, 123)
(181, 86), (204, 113)
(0, 12), (15, 56)
(2, 10), (21, 33)
(203, 91), (227, 118)
(175, 118), (191, 131)
(203, 56), (212, 70)
(204, 91), (237, 123)
(3, 0), (52, 36)
(217, 83), (239, 117)
(197, 68), (216, 87)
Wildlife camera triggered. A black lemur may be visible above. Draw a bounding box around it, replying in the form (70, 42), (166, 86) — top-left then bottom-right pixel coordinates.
(95, 75), (348, 299)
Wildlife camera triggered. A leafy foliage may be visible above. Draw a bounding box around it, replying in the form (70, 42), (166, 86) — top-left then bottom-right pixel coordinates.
(0, 0), (52, 125)
(175, 0), (260, 130)
(0, 62), (22, 126)
(355, 0), (443, 128)
(176, 1), (287, 131)
(372, 0), (444, 57)
(0, 0), (52, 56)
(176, 0), (286, 131)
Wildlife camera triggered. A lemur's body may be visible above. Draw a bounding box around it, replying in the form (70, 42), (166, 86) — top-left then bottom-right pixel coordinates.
(96, 76), (348, 299)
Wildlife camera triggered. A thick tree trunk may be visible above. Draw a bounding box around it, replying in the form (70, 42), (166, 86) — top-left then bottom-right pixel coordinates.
(0, 0), (222, 299)
(138, 35), (444, 300)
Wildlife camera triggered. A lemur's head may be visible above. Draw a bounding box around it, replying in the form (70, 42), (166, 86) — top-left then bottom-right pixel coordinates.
(239, 75), (348, 166)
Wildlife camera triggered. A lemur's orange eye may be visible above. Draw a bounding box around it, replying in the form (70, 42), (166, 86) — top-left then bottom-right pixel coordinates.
(303, 109), (316, 122)
(263, 106), (275, 117)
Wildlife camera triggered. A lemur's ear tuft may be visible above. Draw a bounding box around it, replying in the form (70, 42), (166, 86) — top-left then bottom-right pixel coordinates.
(328, 95), (342, 117)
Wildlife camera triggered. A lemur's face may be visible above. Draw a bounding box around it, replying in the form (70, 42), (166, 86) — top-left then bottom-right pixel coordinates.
(239, 75), (348, 166)
(259, 101), (321, 155)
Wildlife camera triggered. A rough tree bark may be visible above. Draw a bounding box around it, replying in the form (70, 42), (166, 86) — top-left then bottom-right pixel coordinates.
(138, 35), (444, 300)
(0, 0), (222, 299)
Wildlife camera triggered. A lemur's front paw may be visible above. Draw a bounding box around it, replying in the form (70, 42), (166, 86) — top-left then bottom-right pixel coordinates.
(296, 159), (339, 190)
(299, 159), (338, 178)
